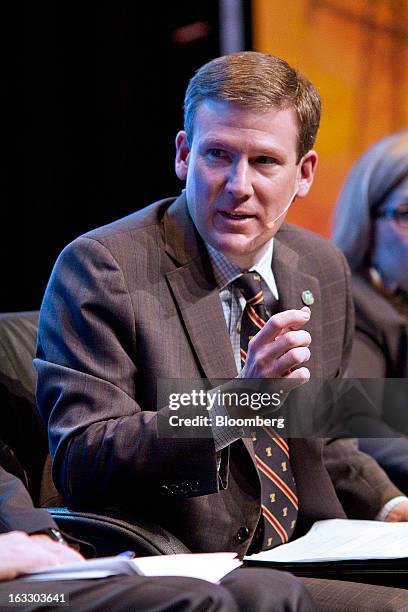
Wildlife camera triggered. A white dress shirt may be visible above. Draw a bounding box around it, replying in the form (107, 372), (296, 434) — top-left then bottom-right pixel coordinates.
(207, 239), (278, 372)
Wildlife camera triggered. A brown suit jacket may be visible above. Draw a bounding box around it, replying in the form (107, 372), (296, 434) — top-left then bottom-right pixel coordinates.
(35, 195), (401, 555)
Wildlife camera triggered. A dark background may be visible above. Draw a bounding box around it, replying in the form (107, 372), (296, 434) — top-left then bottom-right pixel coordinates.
(3, 2), (252, 312)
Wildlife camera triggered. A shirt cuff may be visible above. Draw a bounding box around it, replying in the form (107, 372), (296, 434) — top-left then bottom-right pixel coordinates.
(209, 389), (244, 453)
(375, 496), (408, 521)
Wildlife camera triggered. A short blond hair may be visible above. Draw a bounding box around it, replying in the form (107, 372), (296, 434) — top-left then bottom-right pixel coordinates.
(183, 51), (321, 162)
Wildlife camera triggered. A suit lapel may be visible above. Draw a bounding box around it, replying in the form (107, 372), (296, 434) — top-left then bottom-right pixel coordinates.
(163, 195), (237, 380)
(273, 236), (323, 378)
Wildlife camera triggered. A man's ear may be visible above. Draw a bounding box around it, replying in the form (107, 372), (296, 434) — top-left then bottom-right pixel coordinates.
(296, 150), (318, 198)
(175, 131), (190, 180)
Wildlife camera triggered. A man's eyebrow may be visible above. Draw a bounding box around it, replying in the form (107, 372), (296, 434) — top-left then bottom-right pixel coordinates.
(199, 138), (232, 149)
(199, 138), (286, 158)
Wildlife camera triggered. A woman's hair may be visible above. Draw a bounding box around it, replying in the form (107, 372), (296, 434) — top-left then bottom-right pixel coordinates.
(333, 131), (408, 271)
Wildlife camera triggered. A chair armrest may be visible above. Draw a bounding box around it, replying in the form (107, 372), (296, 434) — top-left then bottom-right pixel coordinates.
(48, 507), (190, 557)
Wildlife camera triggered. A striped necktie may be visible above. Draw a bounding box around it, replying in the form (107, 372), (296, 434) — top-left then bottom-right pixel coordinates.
(234, 272), (298, 550)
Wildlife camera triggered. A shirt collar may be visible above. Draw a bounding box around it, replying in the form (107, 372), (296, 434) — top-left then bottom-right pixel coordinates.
(207, 239), (278, 298)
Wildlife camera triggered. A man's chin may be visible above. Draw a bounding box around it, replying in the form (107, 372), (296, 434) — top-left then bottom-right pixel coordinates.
(210, 238), (260, 267)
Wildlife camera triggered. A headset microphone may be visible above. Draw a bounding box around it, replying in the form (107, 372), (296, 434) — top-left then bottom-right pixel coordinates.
(265, 183), (300, 229)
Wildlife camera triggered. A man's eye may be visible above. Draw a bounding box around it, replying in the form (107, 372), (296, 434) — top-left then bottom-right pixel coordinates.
(208, 149), (227, 159)
(256, 156), (276, 164)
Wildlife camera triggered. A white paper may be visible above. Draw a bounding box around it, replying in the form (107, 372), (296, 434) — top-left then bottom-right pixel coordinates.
(23, 552), (242, 583)
(132, 553), (242, 583)
(245, 519), (408, 563)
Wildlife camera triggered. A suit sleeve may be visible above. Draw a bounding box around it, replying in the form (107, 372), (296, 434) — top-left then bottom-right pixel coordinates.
(324, 437), (402, 519)
(324, 251), (403, 518)
(0, 466), (56, 534)
(35, 237), (219, 510)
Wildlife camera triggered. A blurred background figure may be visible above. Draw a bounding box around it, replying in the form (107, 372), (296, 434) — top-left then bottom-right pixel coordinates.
(333, 131), (408, 494)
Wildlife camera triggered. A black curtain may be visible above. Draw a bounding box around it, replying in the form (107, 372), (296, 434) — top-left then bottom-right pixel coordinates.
(3, 2), (253, 312)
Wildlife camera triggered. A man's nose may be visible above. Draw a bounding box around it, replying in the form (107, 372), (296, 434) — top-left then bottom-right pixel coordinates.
(225, 160), (254, 199)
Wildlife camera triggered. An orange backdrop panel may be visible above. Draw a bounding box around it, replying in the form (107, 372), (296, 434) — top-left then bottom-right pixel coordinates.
(252, 0), (408, 237)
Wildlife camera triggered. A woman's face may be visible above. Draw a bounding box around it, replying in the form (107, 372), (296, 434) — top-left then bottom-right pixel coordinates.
(373, 177), (408, 292)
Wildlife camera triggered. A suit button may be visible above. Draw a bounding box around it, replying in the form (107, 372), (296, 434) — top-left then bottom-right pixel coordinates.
(236, 527), (250, 543)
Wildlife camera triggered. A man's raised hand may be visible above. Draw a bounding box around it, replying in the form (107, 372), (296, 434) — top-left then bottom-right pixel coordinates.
(239, 306), (311, 385)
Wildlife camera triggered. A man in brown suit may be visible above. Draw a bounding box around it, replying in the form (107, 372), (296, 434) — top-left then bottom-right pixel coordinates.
(35, 52), (408, 610)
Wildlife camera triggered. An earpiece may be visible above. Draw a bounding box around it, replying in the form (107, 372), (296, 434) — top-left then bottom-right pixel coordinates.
(265, 182), (300, 229)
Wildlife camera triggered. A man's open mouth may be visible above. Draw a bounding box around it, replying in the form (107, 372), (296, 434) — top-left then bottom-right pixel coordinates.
(220, 211), (255, 220)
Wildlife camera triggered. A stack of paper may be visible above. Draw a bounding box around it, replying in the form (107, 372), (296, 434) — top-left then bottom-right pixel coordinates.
(23, 552), (242, 584)
(245, 519), (408, 563)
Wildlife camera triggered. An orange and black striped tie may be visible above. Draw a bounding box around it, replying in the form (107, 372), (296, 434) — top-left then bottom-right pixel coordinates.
(235, 272), (298, 550)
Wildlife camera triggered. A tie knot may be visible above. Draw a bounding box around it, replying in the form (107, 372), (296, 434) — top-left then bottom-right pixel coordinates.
(234, 272), (264, 304)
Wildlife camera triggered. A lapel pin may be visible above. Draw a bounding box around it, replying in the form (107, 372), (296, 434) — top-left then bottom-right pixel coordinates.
(301, 290), (314, 306)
